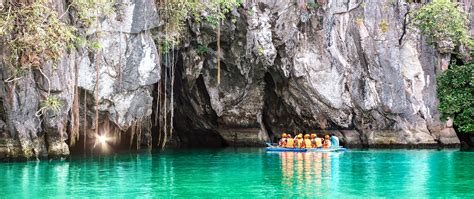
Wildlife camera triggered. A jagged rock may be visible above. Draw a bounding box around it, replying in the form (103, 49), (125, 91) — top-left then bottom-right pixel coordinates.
(2, 71), (47, 159)
(438, 128), (461, 146)
(76, 31), (160, 130)
(0, 120), (6, 134)
(176, 0), (461, 147)
(0, 138), (22, 161)
(100, 0), (160, 34)
(0, 0), (161, 160)
(0, 0), (468, 161)
(340, 130), (363, 147)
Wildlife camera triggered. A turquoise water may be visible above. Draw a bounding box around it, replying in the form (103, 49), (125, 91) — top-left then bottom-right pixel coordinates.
(1, 149), (474, 198)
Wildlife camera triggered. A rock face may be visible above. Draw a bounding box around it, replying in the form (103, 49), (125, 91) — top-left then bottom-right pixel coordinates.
(0, 0), (160, 160)
(0, 0), (466, 160)
(176, 0), (461, 147)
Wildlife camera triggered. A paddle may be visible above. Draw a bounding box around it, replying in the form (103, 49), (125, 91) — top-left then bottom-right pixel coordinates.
(265, 142), (275, 147)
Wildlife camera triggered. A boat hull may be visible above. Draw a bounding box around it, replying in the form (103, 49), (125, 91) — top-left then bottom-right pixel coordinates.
(265, 147), (346, 152)
(265, 147), (307, 152)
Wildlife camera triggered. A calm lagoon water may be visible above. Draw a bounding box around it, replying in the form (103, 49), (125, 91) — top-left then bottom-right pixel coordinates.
(1, 148), (473, 198)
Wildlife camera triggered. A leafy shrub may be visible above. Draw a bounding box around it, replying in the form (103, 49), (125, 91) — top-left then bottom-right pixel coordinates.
(306, 2), (319, 9)
(0, 0), (76, 69)
(257, 46), (265, 56)
(437, 62), (474, 133)
(411, 0), (471, 48)
(0, 0), (114, 71)
(196, 45), (210, 55)
(159, 0), (241, 43)
(69, 0), (115, 27)
(36, 95), (63, 117)
(379, 20), (389, 33)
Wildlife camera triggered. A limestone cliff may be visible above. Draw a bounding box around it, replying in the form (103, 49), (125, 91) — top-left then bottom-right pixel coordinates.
(0, 0), (468, 160)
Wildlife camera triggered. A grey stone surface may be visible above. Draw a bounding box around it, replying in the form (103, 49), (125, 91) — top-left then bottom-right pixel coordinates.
(0, 0), (467, 160)
(0, 0), (161, 160)
(176, 0), (462, 147)
(76, 31), (160, 130)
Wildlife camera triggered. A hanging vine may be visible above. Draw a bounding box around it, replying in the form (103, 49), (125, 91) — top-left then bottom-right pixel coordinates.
(71, 0), (117, 149)
(155, 0), (241, 149)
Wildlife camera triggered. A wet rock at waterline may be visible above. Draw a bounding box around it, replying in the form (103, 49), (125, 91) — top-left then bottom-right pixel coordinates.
(0, 0), (465, 160)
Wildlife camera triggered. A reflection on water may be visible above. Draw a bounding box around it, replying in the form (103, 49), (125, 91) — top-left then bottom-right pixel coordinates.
(279, 152), (341, 197)
(0, 149), (474, 198)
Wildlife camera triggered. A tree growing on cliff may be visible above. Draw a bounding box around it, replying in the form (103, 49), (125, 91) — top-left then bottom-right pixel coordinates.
(411, 0), (471, 51)
(437, 62), (474, 133)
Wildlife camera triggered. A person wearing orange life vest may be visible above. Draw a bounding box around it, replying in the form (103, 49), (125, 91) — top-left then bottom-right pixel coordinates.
(323, 135), (332, 148)
(296, 134), (304, 148)
(278, 133), (287, 147)
(310, 134), (317, 148)
(303, 134), (312, 148)
(285, 134), (295, 148)
(314, 134), (323, 148)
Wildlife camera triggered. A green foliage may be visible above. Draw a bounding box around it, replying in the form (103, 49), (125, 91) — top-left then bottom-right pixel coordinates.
(306, 2), (319, 9)
(88, 41), (102, 51)
(205, 15), (219, 27)
(257, 46), (265, 56)
(70, 0), (115, 27)
(0, 0), (76, 69)
(412, 0), (471, 48)
(159, 0), (241, 43)
(437, 62), (474, 133)
(13, 68), (29, 77)
(75, 36), (88, 47)
(159, 38), (178, 54)
(246, 9), (254, 16)
(196, 45), (210, 55)
(40, 96), (63, 113)
(379, 20), (389, 33)
(387, 0), (398, 6)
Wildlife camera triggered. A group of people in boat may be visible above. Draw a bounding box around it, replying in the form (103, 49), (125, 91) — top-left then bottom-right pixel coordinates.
(278, 133), (339, 149)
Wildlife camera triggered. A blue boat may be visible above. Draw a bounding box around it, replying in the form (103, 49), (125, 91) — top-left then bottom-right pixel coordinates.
(265, 143), (347, 152)
(307, 147), (347, 152)
(265, 147), (307, 152)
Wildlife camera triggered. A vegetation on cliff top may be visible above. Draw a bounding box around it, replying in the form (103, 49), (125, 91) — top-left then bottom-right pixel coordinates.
(0, 0), (76, 71)
(0, 0), (111, 75)
(411, 0), (472, 49)
(158, 0), (241, 45)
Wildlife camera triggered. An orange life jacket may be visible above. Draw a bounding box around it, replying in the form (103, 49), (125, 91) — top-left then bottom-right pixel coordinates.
(304, 139), (312, 148)
(279, 138), (287, 147)
(296, 138), (304, 148)
(286, 139), (295, 148)
(323, 139), (331, 148)
(315, 138), (322, 148)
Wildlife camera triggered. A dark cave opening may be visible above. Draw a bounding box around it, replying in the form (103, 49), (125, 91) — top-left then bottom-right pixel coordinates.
(261, 71), (359, 146)
(168, 49), (227, 148)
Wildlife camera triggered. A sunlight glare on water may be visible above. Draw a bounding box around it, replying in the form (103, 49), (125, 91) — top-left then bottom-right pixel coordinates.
(0, 148), (473, 198)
